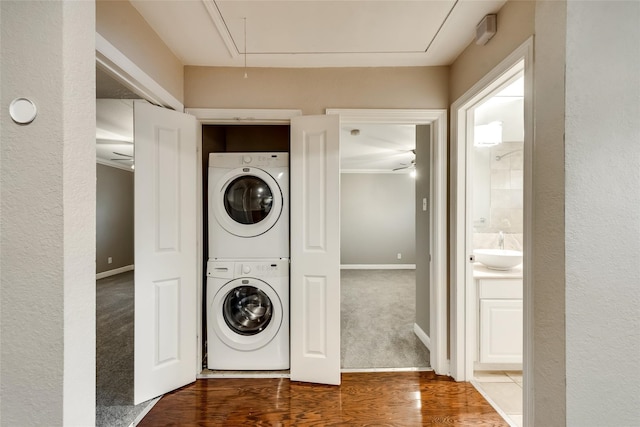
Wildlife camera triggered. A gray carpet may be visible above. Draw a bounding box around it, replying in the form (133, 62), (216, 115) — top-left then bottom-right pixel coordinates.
(96, 271), (152, 427)
(340, 269), (430, 369)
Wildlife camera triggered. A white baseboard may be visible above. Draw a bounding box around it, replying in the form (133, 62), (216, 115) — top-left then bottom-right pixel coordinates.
(413, 323), (431, 351)
(96, 264), (134, 280)
(340, 264), (416, 270)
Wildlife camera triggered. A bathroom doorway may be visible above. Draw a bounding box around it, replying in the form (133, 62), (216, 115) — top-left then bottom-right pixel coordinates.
(469, 69), (525, 427)
(450, 38), (533, 426)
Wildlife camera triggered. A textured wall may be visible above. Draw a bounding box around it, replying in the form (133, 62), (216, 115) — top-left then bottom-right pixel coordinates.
(96, 164), (134, 273)
(0, 1), (96, 425)
(533, 1), (567, 424)
(185, 66), (449, 115)
(340, 173), (416, 265)
(564, 1), (640, 424)
(96, 0), (184, 103)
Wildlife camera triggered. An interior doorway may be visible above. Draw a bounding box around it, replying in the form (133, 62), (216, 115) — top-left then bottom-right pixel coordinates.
(450, 38), (534, 427)
(339, 123), (427, 370)
(94, 66), (151, 427)
(469, 67), (525, 427)
(328, 109), (448, 376)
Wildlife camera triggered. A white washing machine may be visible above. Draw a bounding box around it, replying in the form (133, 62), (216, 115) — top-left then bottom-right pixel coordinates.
(208, 152), (289, 259)
(206, 259), (289, 370)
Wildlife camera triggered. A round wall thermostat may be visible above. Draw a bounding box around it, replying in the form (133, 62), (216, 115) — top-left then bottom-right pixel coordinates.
(9, 98), (37, 124)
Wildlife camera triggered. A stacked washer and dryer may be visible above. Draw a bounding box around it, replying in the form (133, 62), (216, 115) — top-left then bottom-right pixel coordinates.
(206, 153), (290, 370)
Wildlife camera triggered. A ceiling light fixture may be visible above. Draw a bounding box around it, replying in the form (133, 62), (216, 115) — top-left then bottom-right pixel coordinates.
(474, 121), (503, 147)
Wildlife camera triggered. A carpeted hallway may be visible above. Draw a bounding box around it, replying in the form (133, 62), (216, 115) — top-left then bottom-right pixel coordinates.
(340, 269), (430, 369)
(96, 271), (152, 427)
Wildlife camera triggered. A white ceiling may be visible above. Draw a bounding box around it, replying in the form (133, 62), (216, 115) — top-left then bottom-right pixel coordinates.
(96, 99), (135, 170)
(97, 0), (509, 170)
(129, 0), (506, 68)
(340, 124), (416, 172)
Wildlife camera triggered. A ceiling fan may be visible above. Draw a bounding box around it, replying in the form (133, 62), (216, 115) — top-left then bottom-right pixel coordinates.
(110, 151), (133, 162)
(392, 149), (416, 171)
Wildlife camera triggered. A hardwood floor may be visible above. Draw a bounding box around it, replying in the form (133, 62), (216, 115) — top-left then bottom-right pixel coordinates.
(138, 371), (508, 426)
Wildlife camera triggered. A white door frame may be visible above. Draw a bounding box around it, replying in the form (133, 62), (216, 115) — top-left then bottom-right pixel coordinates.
(186, 108), (302, 373)
(450, 37), (533, 424)
(96, 33), (183, 112)
(327, 108), (448, 376)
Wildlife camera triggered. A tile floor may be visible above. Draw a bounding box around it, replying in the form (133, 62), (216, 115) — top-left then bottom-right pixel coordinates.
(473, 371), (523, 427)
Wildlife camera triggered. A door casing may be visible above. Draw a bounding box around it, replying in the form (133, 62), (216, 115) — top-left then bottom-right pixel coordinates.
(327, 108), (448, 375)
(450, 37), (534, 425)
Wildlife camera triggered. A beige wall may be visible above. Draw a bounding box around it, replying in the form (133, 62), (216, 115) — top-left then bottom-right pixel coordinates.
(449, 0), (535, 103)
(96, 0), (184, 103)
(185, 66), (449, 115)
(449, 0), (567, 422)
(532, 1), (567, 424)
(1, 1), (96, 425)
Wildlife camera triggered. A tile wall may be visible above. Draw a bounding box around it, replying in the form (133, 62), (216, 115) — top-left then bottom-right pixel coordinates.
(474, 141), (524, 249)
(488, 141), (524, 232)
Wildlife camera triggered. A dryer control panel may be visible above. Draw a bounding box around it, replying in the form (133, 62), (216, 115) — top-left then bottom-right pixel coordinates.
(209, 152), (288, 169)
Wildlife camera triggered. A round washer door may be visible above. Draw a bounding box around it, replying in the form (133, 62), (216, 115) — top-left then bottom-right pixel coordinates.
(211, 278), (283, 351)
(212, 167), (283, 238)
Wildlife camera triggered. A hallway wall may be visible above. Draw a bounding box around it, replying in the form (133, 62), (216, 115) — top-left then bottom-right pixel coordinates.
(449, 0), (535, 102)
(184, 66), (449, 115)
(340, 173), (416, 265)
(96, 0), (184, 103)
(96, 164), (134, 273)
(0, 1), (96, 425)
(564, 1), (640, 423)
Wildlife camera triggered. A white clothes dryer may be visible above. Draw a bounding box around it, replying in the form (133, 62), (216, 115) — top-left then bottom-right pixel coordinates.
(208, 152), (289, 259)
(206, 259), (289, 370)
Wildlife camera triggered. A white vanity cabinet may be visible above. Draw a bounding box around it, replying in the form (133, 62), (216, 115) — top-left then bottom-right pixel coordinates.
(477, 278), (523, 364)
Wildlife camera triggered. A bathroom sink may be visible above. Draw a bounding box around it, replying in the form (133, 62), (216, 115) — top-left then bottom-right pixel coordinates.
(473, 249), (523, 270)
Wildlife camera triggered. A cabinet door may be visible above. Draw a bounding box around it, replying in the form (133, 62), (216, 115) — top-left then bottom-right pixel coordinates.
(479, 299), (523, 364)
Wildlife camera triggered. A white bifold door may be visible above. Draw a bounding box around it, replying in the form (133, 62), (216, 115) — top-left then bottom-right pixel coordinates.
(290, 115), (341, 385)
(133, 101), (198, 404)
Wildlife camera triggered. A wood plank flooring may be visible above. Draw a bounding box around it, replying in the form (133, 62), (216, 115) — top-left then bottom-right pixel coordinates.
(138, 371), (508, 426)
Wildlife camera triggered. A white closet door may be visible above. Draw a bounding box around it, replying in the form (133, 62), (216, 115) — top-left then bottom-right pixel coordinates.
(289, 114), (341, 385)
(134, 101), (197, 404)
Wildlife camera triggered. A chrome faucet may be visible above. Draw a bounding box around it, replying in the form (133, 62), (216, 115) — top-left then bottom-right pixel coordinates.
(498, 231), (505, 250)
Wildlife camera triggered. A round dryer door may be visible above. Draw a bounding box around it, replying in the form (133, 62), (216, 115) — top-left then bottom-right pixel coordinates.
(211, 278), (283, 351)
(212, 167), (283, 238)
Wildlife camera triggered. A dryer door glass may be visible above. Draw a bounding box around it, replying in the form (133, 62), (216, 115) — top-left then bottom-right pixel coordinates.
(223, 286), (273, 336)
(224, 176), (273, 225)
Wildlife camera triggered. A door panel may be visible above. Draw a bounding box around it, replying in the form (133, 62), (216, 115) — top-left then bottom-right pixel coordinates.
(290, 115), (341, 385)
(134, 101), (197, 404)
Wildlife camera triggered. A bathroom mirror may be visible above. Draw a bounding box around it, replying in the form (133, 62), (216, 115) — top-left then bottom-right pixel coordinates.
(472, 147), (491, 229)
